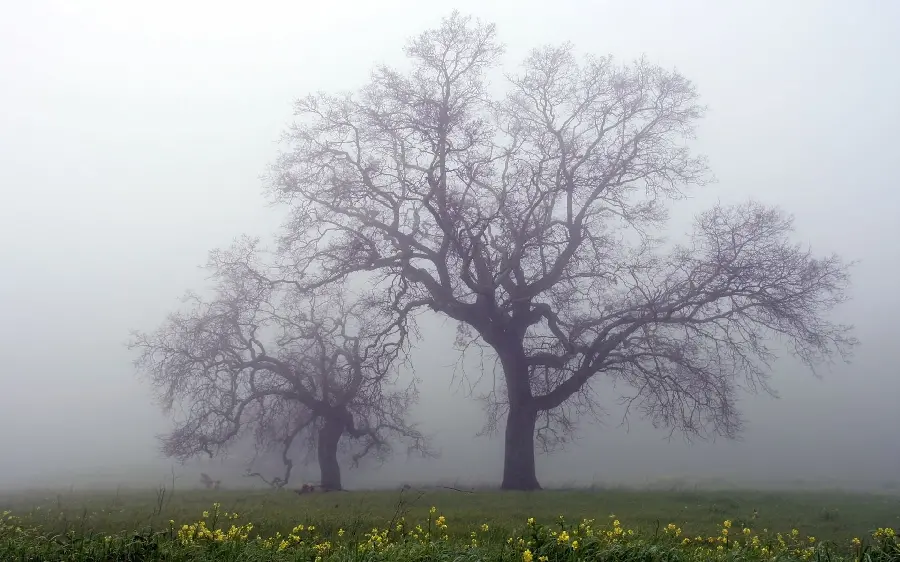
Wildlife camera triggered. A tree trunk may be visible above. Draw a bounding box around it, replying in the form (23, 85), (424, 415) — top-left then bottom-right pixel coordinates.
(501, 400), (541, 490)
(317, 417), (344, 491)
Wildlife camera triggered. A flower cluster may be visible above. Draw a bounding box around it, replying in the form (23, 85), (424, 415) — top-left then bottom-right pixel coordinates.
(514, 515), (899, 562)
(520, 513), (636, 562)
(0, 511), (25, 537)
(173, 502), (253, 546)
(2, 501), (897, 562)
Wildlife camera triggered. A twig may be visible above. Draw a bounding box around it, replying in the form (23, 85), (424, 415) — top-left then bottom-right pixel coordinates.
(439, 485), (474, 493)
(386, 487), (425, 535)
(244, 469), (285, 489)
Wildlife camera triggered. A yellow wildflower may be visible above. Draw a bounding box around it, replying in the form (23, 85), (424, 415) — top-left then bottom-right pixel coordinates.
(873, 527), (896, 539)
(523, 549), (533, 562)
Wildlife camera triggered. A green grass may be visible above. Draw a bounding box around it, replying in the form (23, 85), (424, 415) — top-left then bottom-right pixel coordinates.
(1, 487), (898, 560)
(2, 487), (898, 541)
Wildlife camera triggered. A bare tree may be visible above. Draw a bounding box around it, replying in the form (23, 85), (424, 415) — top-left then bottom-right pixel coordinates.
(129, 243), (431, 491)
(261, 12), (857, 490)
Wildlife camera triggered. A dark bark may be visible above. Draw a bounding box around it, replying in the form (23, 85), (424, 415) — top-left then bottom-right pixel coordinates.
(317, 416), (344, 491)
(497, 343), (541, 491)
(501, 400), (540, 490)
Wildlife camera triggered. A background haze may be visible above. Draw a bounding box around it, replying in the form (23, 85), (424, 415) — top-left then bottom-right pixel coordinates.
(1, 0), (897, 491)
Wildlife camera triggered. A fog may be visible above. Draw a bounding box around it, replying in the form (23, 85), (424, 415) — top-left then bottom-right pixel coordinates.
(1, 0), (898, 493)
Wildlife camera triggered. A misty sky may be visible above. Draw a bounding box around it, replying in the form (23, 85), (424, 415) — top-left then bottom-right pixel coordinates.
(1, 0), (898, 490)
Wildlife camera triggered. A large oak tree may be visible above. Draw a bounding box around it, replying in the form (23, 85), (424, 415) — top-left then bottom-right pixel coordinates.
(130, 244), (430, 490)
(261, 13), (856, 489)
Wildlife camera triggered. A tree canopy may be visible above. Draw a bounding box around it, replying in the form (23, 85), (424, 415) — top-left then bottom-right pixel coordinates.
(254, 12), (856, 489)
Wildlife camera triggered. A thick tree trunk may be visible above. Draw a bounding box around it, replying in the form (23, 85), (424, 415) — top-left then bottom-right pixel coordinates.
(501, 400), (541, 490)
(317, 417), (344, 491)
(493, 338), (542, 491)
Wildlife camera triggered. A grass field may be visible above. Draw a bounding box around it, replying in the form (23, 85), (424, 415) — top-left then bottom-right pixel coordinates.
(1, 487), (898, 560)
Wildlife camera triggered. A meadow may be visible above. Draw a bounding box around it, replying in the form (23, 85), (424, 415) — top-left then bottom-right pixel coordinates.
(1, 486), (898, 561)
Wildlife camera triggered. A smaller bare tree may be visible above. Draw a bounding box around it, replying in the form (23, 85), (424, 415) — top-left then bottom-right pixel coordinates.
(130, 243), (431, 490)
